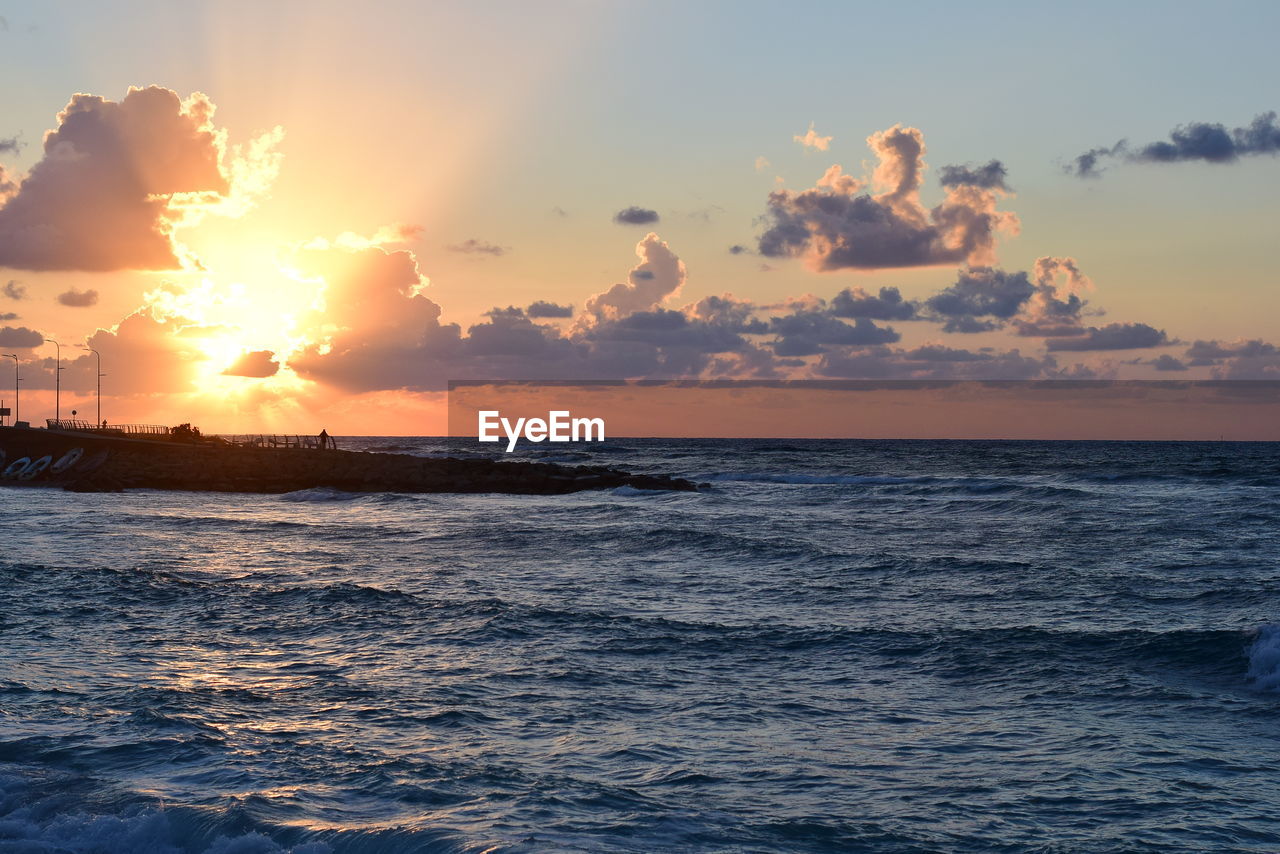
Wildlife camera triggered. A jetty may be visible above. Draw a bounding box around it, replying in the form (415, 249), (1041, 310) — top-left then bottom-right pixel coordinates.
(0, 421), (698, 494)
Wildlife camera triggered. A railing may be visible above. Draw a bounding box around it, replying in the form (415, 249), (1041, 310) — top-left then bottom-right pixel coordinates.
(47, 419), (170, 435)
(43, 420), (338, 449)
(220, 434), (338, 450)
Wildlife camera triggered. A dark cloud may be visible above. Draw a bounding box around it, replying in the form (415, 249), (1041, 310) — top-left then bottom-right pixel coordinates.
(0, 326), (43, 348)
(446, 238), (506, 257)
(0, 136), (20, 155)
(1011, 257), (1090, 337)
(0, 86), (244, 271)
(769, 310), (899, 356)
(1069, 112), (1280, 177)
(925, 267), (1035, 328)
(728, 244), (749, 255)
(463, 309), (575, 359)
(614, 206), (660, 225)
(1045, 322), (1168, 351)
(223, 349), (279, 378)
(757, 125), (1017, 271)
(1068, 142), (1125, 178)
(1151, 354), (1188, 372)
(1185, 340), (1280, 379)
(1185, 338), (1278, 361)
(526, 300), (572, 318)
(922, 258), (1090, 336)
(685, 294), (767, 334)
(56, 287), (99, 307)
(831, 285), (916, 320)
(0, 312), (16, 321)
(938, 160), (1009, 190)
(2, 280), (24, 300)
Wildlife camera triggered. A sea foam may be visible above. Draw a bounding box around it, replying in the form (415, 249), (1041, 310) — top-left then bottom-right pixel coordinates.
(1247, 624), (1280, 691)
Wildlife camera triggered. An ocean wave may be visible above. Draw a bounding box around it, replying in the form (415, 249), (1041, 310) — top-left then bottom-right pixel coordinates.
(0, 772), (474, 853)
(1247, 624), (1280, 691)
(278, 488), (363, 503)
(697, 471), (931, 485)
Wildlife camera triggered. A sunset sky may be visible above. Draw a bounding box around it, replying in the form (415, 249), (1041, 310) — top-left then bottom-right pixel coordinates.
(1, 0), (1278, 434)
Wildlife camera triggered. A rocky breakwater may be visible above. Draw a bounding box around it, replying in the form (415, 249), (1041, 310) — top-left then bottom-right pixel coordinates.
(64, 440), (700, 494)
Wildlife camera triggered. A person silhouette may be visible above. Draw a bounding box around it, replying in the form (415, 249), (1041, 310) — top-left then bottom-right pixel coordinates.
(318, 428), (330, 450)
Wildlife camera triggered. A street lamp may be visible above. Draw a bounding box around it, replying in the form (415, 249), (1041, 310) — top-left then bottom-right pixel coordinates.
(80, 345), (103, 427)
(2, 354), (16, 426)
(45, 338), (63, 425)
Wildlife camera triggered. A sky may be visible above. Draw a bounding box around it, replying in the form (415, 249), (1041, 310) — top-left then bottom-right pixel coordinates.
(0, 0), (1277, 434)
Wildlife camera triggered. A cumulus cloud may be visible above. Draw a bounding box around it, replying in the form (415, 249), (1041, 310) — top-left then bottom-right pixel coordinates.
(755, 156), (770, 172)
(1181, 340), (1280, 378)
(0, 85), (280, 272)
(223, 349), (279, 378)
(1069, 111), (1280, 177)
(447, 238), (506, 257)
(0, 326), (41, 348)
(526, 300), (572, 318)
(56, 287), (99, 307)
(768, 310), (899, 356)
(1045, 322), (1168, 351)
(1012, 257), (1090, 337)
(580, 232), (685, 324)
(758, 125), (1017, 270)
(923, 258), (1090, 336)
(685, 294), (766, 332)
(0, 166), (15, 204)
(925, 267), (1036, 331)
(288, 244), (461, 391)
(2, 280), (24, 300)
(1186, 338), (1278, 362)
(285, 234), (783, 390)
(830, 285), (916, 320)
(73, 310), (211, 393)
(793, 122), (832, 151)
(614, 206), (659, 225)
(1151, 354), (1188, 371)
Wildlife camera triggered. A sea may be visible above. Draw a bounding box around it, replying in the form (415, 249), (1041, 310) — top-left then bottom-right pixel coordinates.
(2, 437), (1279, 853)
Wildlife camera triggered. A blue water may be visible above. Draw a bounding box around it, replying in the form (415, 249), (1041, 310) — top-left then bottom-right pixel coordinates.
(2, 438), (1280, 853)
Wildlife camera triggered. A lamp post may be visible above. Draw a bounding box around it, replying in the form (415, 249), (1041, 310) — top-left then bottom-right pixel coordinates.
(45, 338), (62, 425)
(3, 354), (16, 426)
(80, 345), (103, 427)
